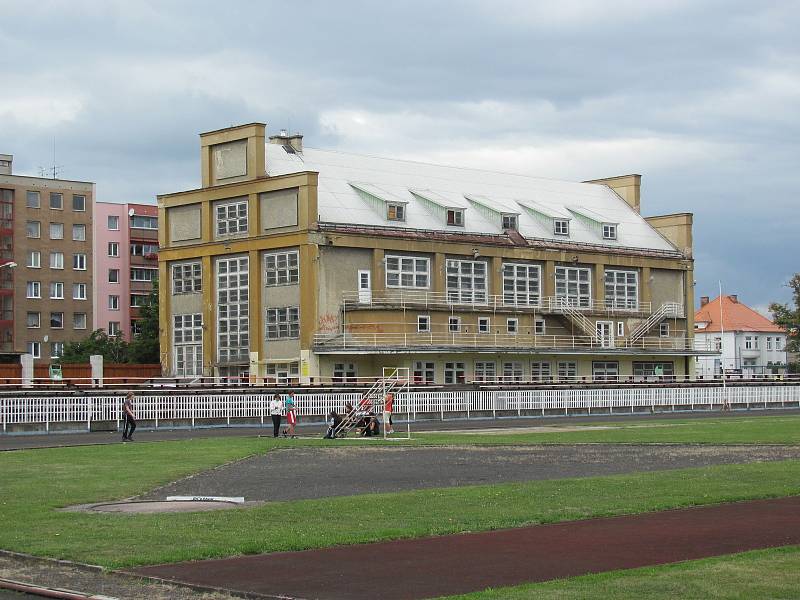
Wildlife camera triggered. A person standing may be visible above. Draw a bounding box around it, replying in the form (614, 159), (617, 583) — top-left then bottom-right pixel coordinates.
(284, 391), (298, 438)
(383, 392), (394, 435)
(122, 391), (137, 442)
(269, 393), (283, 438)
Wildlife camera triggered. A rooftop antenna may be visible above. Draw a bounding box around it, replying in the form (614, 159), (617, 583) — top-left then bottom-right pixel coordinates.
(38, 137), (63, 179)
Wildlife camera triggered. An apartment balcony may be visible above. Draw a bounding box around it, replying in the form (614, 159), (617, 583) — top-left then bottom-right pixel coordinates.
(313, 330), (713, 355)
(342, 290), (683, 319)
(740, 348), (761, 359)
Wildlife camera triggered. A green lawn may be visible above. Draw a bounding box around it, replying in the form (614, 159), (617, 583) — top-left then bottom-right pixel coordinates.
(441, 545), (800, 599)
(2, 419), (800, 567)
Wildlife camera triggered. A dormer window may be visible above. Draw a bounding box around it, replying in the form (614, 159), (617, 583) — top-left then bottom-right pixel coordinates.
(502, 214), (518, 230)
(554, 219), (569, 236)
(602, 223), (617, 240)
(387, 203), (405, 222)
(447, 209), (464, 227)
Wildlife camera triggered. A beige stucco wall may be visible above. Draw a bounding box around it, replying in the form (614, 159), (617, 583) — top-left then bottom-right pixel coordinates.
(260, 188), (299, 231)
(168, 204), (202, 244)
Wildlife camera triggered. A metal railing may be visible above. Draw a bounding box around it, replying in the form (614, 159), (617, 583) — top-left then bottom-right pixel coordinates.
(3, 384), (799, 432)
(314, 331), (711, 352)
(629, 302), (684, 342)
(343, 290), (661, 316)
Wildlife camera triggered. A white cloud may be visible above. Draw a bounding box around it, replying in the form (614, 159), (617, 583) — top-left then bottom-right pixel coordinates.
(0, 95), (84, 128)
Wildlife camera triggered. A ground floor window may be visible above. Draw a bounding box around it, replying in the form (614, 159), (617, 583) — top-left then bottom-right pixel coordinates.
(445, 362), (466, 384)
(557, 361), (577, 381)
(503, 362), (523, 382)
(531, 361), (551, 381)
(633, 361), (674, 377)
(266, 362), (299, 383)
(592, 361), (619, 381)
(474, 361), (496, 383)
(175, 344), (203, 377)
(333, 362), (357, 383)
(413, 361), (435, 384)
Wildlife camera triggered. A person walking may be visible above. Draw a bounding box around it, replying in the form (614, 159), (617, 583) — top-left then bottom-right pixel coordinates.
(284, 391), (298, 438)
(383, 392), (394, 435)
(122, 391), (137, 442)
(269, 393), (283, 438)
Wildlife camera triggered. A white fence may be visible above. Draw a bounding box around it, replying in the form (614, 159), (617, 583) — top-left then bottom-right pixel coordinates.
(3, 385), (800, 432)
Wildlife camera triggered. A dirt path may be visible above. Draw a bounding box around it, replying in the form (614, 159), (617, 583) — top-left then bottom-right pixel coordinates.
(129, 495), (800, 600)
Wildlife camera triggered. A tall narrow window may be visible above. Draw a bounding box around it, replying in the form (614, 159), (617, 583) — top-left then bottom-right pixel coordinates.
(174, 314), (203, 376)
(216, 256), (249, 362)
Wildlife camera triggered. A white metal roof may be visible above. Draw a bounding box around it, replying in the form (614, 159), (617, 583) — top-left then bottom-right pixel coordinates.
(265, 144), (678, 252)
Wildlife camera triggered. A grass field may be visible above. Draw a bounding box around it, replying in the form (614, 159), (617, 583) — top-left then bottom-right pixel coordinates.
(2, 414), (800, 572)
(441, 545), (800, 599)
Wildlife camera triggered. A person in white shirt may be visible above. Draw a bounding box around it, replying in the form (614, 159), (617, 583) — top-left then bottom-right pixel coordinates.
(269, 393), (283, 438)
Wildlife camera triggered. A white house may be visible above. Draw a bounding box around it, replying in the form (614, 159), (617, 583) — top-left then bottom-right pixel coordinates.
(694, 294), (787, 376)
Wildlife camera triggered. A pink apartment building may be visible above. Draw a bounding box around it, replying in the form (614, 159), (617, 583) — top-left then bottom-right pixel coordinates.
(92, 203), (158, 339)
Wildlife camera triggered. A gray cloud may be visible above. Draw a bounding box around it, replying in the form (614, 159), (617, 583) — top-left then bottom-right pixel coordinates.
(1, 0), (798, 309)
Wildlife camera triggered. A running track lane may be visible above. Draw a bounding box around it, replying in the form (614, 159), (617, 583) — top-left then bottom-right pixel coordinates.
(129, 496), (800, 600)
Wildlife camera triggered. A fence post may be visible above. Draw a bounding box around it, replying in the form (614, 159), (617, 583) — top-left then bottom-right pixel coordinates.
(87, 395), (92, 431)
(21, 354), (34, 389)
(90, 355), (103, 388)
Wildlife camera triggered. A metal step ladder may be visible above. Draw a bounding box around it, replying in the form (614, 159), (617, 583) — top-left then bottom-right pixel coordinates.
(332, 368), (408, 438)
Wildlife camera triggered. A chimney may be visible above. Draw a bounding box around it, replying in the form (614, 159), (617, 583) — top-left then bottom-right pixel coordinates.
(700, 296), (709, 306)
(729, 294), (738, 303)
(268, 130), (303, 154)
(0, 154), (11, 175)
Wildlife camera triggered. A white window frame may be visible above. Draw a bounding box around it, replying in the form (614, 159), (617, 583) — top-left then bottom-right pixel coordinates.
(72, 194), (86, 212)
(555, 266), (592, 308)
(502, 263), (541, 306)
(73, 253), (87, 271)
(131, 267), (157, 282)
(448, 316), (461, 333)
(265, 306), (300, 340)
(50, 282), (64, 300)
(108, 242), (119, 257)
(217, 256), (250, 362)
(534, 318), (546, 335)
(617, 321), (625, 337)
(557, 361), (578, 381)
(107, 215), (119, 230)
(444, 361), (466, 384)
(131, 242), (159, 257)
(73, 283), (87, 300)
(108, 321), (121, 336)
(26, 341), (41, 359)
(50, 312), (64, 329)
(660, 322), (670, 337)
(503, 361), (523, 382)
(49, 192), (63, 210)
(49, 222), (64, 240)
(478, 317), (490, 333)
(604, 269), (638, 310)
(554, 219), (569, 236)
(50, 252), (64, 270)
(172, 262), (202, 294)
(387, 203), (406, 221)
(108, 268), (119, 283)
(602, 223), (617, 240)
(502, 214), (518, 230)
(386, 255), (430, 289)
(506, 318), (518, 334)
(474, 361), (496, 383)
(174, 314), (203, 377)
(72, 223), (86, 241)
(26, 221), (41, 238)
(417, 315), (431, 333)
(446, 209), (464, 227)
(130, 215), (158, 230)
(26, 312), (40, 329)
(27, 251), (40, 269)
(52, 341), (64, 358)
(108, 295), (120, 310)
(531, 361), (551, 381)
(26, 191), (40, 208)
(446, 259), (487, 304)
(215, 199), (248, 236)
(264, 250), (299, 286)
(332, 362), (357, 383)
(26, 281), (41, 299)
(73, 313), (87, 329)
(592, 361), (619, 382)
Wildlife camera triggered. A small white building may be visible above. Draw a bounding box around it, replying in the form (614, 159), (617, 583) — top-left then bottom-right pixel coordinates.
(694, 294), (787, 377)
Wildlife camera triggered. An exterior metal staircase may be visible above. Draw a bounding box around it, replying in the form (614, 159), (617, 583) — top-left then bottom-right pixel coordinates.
(629, 302), (683, 343)
(332, 368), (408, 438)
(556, 298), (598, 342)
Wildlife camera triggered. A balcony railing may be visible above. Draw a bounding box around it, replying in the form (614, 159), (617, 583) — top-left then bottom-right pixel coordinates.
(313, 331), (711, 352)
(341, 290), (676, 317)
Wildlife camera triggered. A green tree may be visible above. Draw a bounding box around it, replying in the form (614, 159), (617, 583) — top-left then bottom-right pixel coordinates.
(769, 273), (800, 372)
(60, 329), (129, 364)
(128, 279), (160, 364)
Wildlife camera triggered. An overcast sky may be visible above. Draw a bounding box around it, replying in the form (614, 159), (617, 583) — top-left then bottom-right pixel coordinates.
(1, 0), (798, 312)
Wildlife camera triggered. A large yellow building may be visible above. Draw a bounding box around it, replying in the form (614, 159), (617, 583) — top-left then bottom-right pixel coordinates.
(158, 123), (705, 384)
